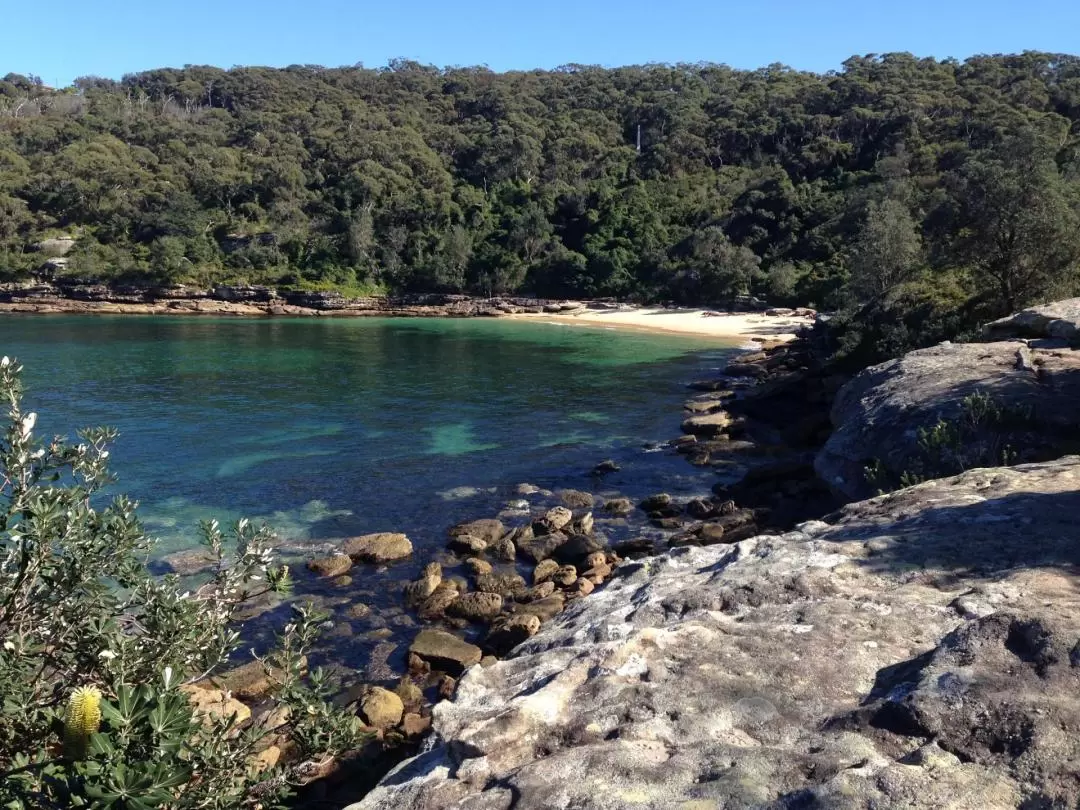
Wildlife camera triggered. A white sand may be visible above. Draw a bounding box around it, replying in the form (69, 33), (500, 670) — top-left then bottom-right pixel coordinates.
(509, 306), (813, 341)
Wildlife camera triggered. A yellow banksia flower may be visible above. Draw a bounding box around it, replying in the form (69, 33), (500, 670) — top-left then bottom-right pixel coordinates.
(63, 685), (102, 759)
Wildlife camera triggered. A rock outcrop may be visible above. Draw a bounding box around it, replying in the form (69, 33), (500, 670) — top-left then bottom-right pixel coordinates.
(349, 456), (1080, 810)
(817, 339), (1080, 501)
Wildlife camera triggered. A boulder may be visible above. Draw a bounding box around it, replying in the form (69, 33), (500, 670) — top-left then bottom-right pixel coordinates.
(558, 489), (595, 508)
(160, 548), (218, 576)
(447, 534), (488, 555)
(342, 532), (413, 563)
(816, 339), (1080, 500)
(403, 562), (442, 608)
(682, 398), (727, 415)
(359, 687), (404, 730)
(465, 557), (493, 577)
(537, 506), (573, 533)
(306, 553), (352, 578)
(449, 519), (505, 546)
(572, 512), (594, 535)
(601, 497), (633, 516)
(517, 530), (569, 563)
(983, 297), (1080, 345)
(680, 410), (735, 437)
(722, 361), (769, 378)
(408, 629), (483, 676)
(446, 591), (504, 622)
(350, 457), (1080, 810)
(511, 592), (565, 622)
(592, 459), (620, 475)
(417, 581), (460, 620)
(34, 237), (76, 257)
(491, 536), (516, 561)
(476, 572), (527, 598)
(637, 493), (672, 513)
(486, 614), (542, 657)
(532, 559), (561, 585)
(401, 712), (432, 738)
(552, 533), (606, 565)
(517, 581), (556, 602)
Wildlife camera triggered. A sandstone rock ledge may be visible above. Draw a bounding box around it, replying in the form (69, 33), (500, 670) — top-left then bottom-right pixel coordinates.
(349, 456), (1080, 810)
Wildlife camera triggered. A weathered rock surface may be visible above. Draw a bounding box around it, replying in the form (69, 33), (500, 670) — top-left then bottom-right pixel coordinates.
(408, 629), (483, 676)
(445, 591), (504, 622)
(449, 519), (505, 546)
(351, 457), (1080, 810)
(984, 297), (1080, 345)
(359, 686), (404, 730)
(817, 339), (1080, 500)
(680, 410), (734, 437)
(306, 553), (353, 578)
(342, 532), (413, 563)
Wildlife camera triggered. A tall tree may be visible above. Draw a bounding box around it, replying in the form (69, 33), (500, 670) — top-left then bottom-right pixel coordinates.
(848, 198), (923, 303)
(946, 131), (1080, 314)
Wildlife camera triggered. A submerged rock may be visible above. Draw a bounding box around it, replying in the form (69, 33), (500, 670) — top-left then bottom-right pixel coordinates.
(559, 489), (595, 508)
(352, 457), (1080, 810)
(601, 497), (633, 516)
(342, 532), (413, 563)
(306, 553), (353, 578)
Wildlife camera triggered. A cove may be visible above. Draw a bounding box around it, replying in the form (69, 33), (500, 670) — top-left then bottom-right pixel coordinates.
(2, 315), (738, 555)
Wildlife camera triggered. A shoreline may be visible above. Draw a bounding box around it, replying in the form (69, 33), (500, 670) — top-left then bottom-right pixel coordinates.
(507, 307), (813, 341)
(0, 295), (814, 341)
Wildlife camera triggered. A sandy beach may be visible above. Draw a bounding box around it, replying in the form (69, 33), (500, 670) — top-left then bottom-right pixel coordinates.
(509, 306), (815, 341)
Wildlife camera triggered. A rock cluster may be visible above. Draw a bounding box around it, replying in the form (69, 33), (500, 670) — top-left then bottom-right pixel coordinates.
(350, 456), (1080, 810)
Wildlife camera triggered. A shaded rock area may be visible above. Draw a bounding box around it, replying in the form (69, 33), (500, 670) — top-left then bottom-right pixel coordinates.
(349, 456), (1080, 810)
(817, 338), (1080, 501)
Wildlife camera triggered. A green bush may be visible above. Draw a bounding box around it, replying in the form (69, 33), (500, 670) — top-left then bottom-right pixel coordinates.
(0, 358), (368, 809)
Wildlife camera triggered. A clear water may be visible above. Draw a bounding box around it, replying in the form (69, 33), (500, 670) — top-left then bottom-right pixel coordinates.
(0, 315), (738, 671)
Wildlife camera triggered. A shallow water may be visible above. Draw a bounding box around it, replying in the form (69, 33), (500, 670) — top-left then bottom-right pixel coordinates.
(0, 315), (739, 671)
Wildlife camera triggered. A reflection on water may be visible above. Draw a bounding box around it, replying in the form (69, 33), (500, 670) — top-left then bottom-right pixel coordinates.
(1, 314), (738, 670)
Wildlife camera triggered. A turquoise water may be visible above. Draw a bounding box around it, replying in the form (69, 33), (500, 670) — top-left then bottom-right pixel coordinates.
(0, 315), (736, 669)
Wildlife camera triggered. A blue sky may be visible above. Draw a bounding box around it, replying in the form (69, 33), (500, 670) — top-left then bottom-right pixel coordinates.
(3, 0), (1078, 87)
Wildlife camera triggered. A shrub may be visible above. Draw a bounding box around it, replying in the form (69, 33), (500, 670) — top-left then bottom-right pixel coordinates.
(0, 358), (368, 809)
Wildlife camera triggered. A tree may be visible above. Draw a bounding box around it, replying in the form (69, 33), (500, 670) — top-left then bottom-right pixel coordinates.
(946, 132), (1080, 314)
(848, 198), (923, 303)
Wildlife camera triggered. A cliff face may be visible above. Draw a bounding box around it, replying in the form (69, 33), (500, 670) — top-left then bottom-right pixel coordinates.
(349, 457), (1080, 810)
(348, 301), (1080, 810)
(817, 299), (1080, 501)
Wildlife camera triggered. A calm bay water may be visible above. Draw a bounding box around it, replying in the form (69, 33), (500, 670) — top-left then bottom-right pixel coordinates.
(2, 315), (737, 670)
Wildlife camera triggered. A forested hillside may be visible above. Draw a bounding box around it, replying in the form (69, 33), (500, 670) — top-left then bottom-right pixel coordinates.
(2, 53), (1080, 351)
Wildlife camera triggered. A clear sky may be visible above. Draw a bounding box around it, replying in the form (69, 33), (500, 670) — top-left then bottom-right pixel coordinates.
(2, 0), (1078, 87)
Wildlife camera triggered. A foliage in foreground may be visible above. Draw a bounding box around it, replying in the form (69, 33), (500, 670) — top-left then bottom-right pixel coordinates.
(864, 391), (1026, 493)
(0, 358), (368, 809)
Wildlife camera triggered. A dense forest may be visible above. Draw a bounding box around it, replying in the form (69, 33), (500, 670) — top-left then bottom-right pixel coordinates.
(2, 53), (1080, 357)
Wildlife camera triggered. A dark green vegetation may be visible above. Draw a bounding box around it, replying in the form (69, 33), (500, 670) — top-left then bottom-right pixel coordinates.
(3, 53), (1080, 356)
(0, 357), (370, 809)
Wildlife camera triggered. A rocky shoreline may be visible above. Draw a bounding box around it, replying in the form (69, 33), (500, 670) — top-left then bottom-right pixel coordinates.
(327, 298), (1080, 810)
(164, 328), (819, 806)
(0, 280), (623, 318)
